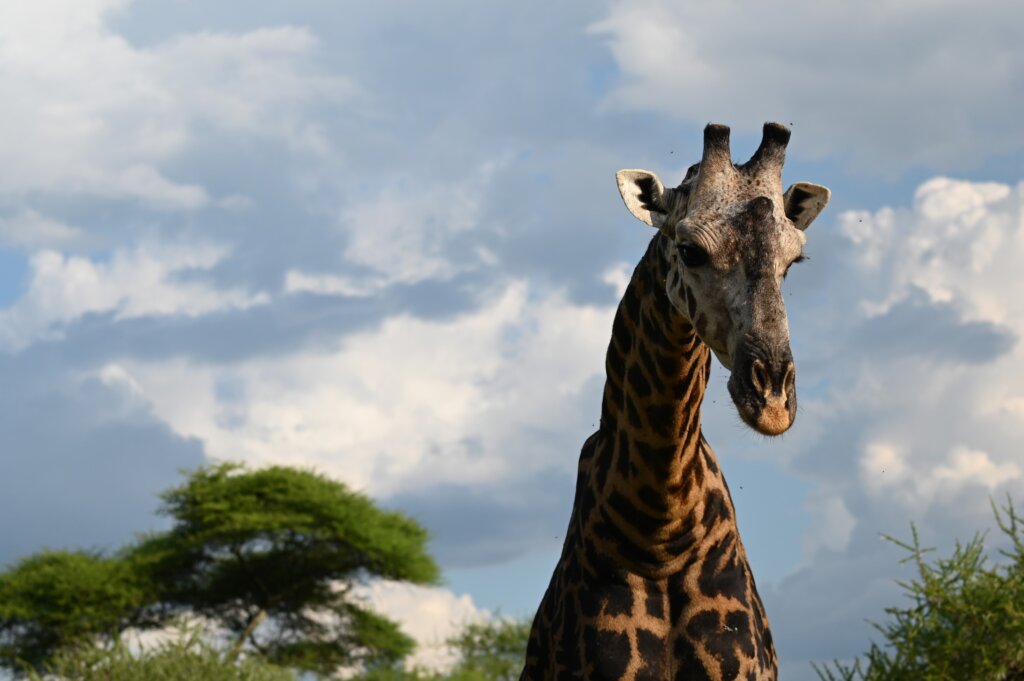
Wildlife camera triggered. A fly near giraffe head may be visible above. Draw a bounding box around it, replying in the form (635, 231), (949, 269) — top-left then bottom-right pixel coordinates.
(616, 123), (830, 436)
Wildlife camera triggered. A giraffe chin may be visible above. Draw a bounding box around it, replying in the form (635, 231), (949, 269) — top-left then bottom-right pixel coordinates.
(752, 396), (794, 436)
(731, 396), (794, 436)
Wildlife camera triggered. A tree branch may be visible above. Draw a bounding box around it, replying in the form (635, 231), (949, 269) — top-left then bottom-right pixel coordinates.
(225, 607), (266, 664)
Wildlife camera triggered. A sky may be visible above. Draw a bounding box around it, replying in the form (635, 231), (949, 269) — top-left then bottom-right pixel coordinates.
(2, 0), (1024, 677)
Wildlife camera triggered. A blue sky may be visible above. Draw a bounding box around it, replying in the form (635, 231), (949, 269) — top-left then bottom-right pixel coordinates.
(2, 1), (1024, 677)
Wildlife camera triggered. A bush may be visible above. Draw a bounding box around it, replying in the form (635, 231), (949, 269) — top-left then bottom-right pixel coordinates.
(815, 498), (1024, 681)
(25, 628), (295, 681)
(355, 617), (531, 681)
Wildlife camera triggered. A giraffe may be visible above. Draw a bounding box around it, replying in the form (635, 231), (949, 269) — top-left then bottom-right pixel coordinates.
(520, 123), (831, 681)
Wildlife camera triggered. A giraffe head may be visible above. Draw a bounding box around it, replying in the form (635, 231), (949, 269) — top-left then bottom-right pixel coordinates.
(616, 123), (830, 436)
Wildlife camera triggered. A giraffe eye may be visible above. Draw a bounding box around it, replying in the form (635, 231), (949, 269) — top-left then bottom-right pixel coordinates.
(677, 243), (709, 268)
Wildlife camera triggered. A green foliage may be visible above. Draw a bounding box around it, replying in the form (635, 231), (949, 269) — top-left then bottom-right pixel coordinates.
(0, 550), (151, 671)
(0, 462), (440, 678)
(355, 617), (531, 681)
(815, 498), (1024, 681)
(446, 618), (531, 681)
(130, 463), (441, 675)
(25, 627), (295, 681)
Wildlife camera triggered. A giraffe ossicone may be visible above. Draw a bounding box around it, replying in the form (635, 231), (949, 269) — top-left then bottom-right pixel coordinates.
(522, 123), (831, 680)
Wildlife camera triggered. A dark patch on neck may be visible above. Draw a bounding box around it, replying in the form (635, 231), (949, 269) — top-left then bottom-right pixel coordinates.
(645, 403), (676, 439)
(626, 363), (652, 399)
(584, 628), (631, 679)
(608, 490), (663, 537)
(672, 633), (713, 681)
(701, 489), (730, 530)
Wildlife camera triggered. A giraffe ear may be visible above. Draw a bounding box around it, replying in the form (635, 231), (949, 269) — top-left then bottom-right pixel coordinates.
(616, 170), (674, 229)
(783, 182), (831, 231)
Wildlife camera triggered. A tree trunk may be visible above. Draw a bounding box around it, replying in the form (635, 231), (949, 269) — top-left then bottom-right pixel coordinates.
(225, 608), (267, 663)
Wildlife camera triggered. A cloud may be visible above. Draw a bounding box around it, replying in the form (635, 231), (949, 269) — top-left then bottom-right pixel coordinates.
(0, 209), (83, 248)
(851, 289), (1015, 364)
(794, 179), (1024, 485)
(358, 581), (489, 672)
(0, 242), (268, 351)
(108, 280), (612, 502)
(844, 178), (1023, 321)
(108, 164), (209, 210)
(283, 271), (376, 298)
(0, 0), (349, 207)
(861, 443), (1022, 510)
(589, 0), (1024, 173)
(339, 161), (503, 287)
(283, 159), (508, 299)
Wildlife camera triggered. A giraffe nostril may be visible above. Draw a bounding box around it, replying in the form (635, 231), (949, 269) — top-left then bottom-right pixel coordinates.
(782, 362), (795, 395)
(750, 359), (769, 395)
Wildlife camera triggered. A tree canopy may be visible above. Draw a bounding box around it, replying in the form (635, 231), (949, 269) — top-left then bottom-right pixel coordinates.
(0, 463), (440, 677)
(0, 550), (150, 670)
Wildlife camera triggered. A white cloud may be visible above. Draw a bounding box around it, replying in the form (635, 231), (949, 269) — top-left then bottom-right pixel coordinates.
(932, 446), (1022, 490)
(287, 161), (505, 295)
(339, 161), (504, 287)
(589, 0), (1024, 172)
(850, 178), (1024, 323)
(283, 270), (378, 297)
(600, 262), (632, 299)
(0, 242), (268, 351)
(358, 581), (488, 672)
(110, 164), (209, 210)
(860, 442), (1021, 510)
(0, 208), (83, 248)
(96, 363), (146, 399)
(150, 26), (349, 155)
(0, 0), (350, 206)
(859, 442), (910, 494)
(112, 280), (612, 498)
(800, 177), (1024, 513)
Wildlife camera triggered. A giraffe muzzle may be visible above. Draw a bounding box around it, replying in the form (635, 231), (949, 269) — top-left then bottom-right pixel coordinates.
(727, 344), (797, 436)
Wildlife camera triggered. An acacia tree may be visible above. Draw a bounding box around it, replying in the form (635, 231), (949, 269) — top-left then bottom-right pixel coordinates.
(130, 463), (441, 676)
(0, 463), (440, 677)
(0, 550), (151, 672)
(815, 499), (1024, 681)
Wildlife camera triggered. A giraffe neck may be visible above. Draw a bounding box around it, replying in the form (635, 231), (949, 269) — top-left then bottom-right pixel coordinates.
(587, 232), (730, 577)
(524, 232), (778, 680)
